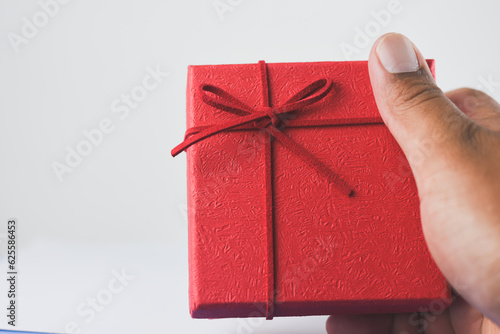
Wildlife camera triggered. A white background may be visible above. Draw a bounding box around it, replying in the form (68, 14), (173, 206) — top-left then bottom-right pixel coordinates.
(1, 0), (500, 333)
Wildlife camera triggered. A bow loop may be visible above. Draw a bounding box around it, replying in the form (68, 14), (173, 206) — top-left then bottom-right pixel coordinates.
(279, 78), (334, 113)
(199, 84), (254, 116)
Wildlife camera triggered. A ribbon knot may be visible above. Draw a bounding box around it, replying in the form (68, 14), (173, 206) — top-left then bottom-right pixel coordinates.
(258, 106), (281, 128)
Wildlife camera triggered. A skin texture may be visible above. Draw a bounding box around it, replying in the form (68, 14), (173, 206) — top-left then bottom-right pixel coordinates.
(326, 33), (500, 334)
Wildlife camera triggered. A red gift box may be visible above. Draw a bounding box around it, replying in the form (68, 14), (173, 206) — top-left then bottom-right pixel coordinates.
(172, 60), (451, 319)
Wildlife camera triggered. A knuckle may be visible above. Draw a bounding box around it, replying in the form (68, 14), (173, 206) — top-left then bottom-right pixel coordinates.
(456, 121), (500, 156)
(459, 121), (482, 146)
(389, 75), (445, 116)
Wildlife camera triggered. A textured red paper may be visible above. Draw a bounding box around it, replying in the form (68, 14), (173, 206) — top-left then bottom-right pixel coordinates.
(183, 60), (451, 319)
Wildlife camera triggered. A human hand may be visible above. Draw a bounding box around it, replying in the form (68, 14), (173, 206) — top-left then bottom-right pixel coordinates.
(326, 33), (500, 333)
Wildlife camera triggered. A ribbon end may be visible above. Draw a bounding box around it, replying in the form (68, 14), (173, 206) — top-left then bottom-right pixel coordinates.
(338, 182), (354, 198)
(171, 147), (182, 157)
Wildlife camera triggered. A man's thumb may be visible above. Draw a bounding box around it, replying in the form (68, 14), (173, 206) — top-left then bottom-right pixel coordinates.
(368, 33), (470, 177)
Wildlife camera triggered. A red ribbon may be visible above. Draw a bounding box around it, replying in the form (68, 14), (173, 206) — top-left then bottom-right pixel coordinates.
(172, 61), (383, 319)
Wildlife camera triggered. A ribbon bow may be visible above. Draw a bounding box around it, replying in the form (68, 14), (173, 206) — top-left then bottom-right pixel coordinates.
(172, 61), (353, 196)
